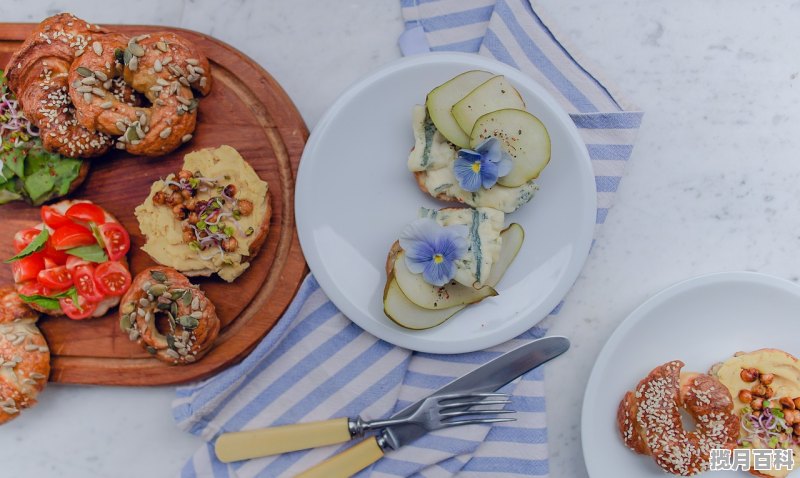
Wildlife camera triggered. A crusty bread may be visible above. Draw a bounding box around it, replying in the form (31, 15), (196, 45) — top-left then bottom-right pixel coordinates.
(413, 171), (463, 206)
(65, 159), (91, 196)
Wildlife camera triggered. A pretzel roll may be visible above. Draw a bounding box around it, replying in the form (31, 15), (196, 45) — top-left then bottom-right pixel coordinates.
(617, 361), (738, 476)
(4, 13), (112, 157)
(68, 32), (211, 156)
(119, 267), (219, 365)
(0, 287), (48, 425)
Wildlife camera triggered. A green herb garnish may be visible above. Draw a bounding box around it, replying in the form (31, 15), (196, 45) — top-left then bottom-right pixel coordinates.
(66, 244), (108, 263)
(5, 229), (48, 262)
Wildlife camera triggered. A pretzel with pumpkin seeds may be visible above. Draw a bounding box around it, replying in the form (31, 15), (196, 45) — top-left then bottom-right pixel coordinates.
(67, 30), (212, 157)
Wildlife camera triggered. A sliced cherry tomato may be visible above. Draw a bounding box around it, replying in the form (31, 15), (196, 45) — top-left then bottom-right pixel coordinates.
(13, 228), (42, 253)
(43, 256), (59, 270)
(41, 205), (72, 229)
(94, 261), (131, 296)
(12, 253), (45, 283)
(59, 295), (98, 320)
(65, 202), (106, 225)
(51, 223), (95, 250)
(17, 280), (49, 297)
(99, 222), (130, 261)
(66, 256), (91, 271)
(73, 264), (104, 302)
(37, 265), (73, 290)
(42, 239), (69, 264)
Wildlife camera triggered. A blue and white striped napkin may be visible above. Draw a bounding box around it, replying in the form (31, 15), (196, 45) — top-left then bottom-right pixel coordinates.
(172, 1), (643, 476)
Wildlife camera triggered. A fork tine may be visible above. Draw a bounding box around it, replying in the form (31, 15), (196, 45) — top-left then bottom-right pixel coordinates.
(442, 417), (517, 427)
(441, 409), (516, 418)
(440, 399), (511, 409)
(436, 392), (509, 403)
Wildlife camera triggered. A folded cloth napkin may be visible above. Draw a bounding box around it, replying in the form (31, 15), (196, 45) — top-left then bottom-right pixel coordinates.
(172, 1), (643, 476)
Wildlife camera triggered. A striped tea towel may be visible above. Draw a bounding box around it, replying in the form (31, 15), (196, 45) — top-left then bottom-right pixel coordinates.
(172, 1), (643, 477)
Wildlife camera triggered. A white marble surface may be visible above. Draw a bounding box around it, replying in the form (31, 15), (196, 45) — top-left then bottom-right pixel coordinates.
(1, 0), (799, 477)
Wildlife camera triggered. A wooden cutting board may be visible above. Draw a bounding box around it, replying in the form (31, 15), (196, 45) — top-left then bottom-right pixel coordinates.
(0, 24), (308, 385)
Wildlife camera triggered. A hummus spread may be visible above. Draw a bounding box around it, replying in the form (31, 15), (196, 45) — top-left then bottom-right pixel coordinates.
(136, 145), (269, 282)
(713, 349), (800, 477)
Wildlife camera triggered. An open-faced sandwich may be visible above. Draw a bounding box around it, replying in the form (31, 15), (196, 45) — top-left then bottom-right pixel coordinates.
(135, 145), (270, 282)
(0, 69), (89, 205)
(384, 206), (523, 329)
(409, 70), (551, 213)
(7, 200), (132, 319)
(710, 349), (800, 477)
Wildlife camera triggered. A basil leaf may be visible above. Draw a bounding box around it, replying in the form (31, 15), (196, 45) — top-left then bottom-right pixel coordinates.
(66, 244), (108, 263)
(19, 287), (78, 311)
(5, 228), (48, 263)
(89, 222), (106, 249)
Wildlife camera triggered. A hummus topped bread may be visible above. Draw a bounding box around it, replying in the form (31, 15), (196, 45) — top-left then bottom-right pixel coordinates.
(383, 206), (523, 330)
(408, 70), (551, 213)
(709, 349), (800, 477)
(135, 145), (271, 282)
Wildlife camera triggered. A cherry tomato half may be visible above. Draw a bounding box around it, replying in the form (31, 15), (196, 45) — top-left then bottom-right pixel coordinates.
(73, 264), (104, 302)
(17, 280), (49, 297)
(37, 265), (73, 290)
(94, 261), (131, 296)
(51, 223), (95, 250)
(99, 222), (130, 261)
(65, 202), (106, 226)
(13, 228), (42, 253)
(12, 253), (45, 283)
(66, 256), (91, 271)
(41, 206), (72, 229)
(59, 295), (98, 320)
(42, 239), (69, 265)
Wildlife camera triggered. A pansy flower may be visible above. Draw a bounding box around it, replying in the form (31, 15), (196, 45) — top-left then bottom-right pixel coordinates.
(399, 218), (468, 286)
(453, 137), (513, 192)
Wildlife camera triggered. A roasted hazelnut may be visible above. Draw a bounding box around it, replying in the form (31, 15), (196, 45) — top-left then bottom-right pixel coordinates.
(781, 397), (797, 410)
(793, 424), (800, 436)
(794, 397), (800, 409)
(168, 183), (180, 192)
(182, 227), (194, 243)
(187, 212), (199, 225)
(765, 387), (775, 399)
(223, 184), (237, 198)
(760, 373), (775, 386)
(180, 189), (194, 199)
(786, 410), (799, 426)
(172, 205), (187, 220)
(184, 198), (197, 211)
(222, 237), (238, 252)
(177, 169), (193, 181)
(237, 199), (254, 216)
(165, 191), (183, 206)
(752, 384), (767, 397)
(153, 191), (166, 205)
(739, 389), (753, 404)
(741, 368), (759, 383)
(752, 397), (764, 410)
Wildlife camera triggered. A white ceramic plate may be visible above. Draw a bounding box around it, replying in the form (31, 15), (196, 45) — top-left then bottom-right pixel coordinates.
(295, 52), (595, 353)
(582, 272), (800, 477)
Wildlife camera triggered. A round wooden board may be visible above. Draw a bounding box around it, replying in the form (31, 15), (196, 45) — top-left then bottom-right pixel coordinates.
(0, 24), (308, 385)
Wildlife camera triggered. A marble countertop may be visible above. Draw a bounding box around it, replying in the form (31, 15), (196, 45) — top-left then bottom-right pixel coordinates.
(2, 0), (800, 476)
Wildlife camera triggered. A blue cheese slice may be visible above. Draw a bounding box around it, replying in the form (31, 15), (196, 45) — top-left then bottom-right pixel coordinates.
(419, 206), (504, 289)
(408, 106), (538, 213)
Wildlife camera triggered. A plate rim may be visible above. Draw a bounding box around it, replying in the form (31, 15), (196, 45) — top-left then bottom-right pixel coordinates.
(295, 51), (596, 353)
(580, 270), (800, 476)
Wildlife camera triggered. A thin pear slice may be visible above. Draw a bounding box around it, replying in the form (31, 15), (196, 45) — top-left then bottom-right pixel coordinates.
(383, 223), (525, 330)
(470, 109), (550, 187)
(451, 75), (525, 137)
(384, 276), (464, 330)
(425, 70), (494, 149)
(393, 251), (497, 310)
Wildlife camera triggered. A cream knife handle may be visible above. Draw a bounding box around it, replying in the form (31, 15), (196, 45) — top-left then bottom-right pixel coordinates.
(214, 417), (352, 462)
(295, 437), (385, 478)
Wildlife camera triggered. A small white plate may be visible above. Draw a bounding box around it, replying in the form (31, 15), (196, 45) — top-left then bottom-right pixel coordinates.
(295, 52), (596, 353)
(582, 272), (800, 477)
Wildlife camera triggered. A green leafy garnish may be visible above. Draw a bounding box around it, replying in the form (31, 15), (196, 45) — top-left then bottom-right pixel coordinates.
(20, 287), (79, 310)
(89, 222), (106, 249)
(769, 436), (779, 448)
(5, 229), (48, 262)
(197, 220), (206, 230)
(245, 226), (254, 236)
(223, 225), (235, 237)
(66, 244), (108, 263)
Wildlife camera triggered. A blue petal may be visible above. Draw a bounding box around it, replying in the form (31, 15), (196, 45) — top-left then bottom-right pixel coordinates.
(453, 158), (482, 192)
(436, 231), (467, 263)
(480, 158), (500, 189)
(476, 137), (502, 161)
(496, 152), (513, 178)
(399, 219), (440, 273)
(457, 148), (481, 162)
(423, 259), (456, 287)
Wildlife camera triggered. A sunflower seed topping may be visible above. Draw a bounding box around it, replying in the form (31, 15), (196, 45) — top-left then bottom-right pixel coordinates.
(95, 70), (108, 81)
(186, 58), (199, 66)
(83, 92), (93, 103)
(159, 127), (172, 139)
(30, 373), (46, 380)
(76, 66), (93, 77)
(176, 96), (191, 106)
(80, 77), (97, 85)
(156, 41), (169, 52)
(129, 56), (138, 71)
(24, 344), (39, 351)
(92, 41), (103, 55)
(181, 134), (192, 143)
(154, 59), (163, 72)
(128, 42), (145, 57)
(76, 85), (92, 93)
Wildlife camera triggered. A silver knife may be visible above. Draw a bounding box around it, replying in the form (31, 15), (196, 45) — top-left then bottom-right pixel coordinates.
(215, 336), (569, 469)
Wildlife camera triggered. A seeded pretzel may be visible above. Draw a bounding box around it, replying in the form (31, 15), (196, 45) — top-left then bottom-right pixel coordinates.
(0, 287), (49, 425)
(68, 31), (211, 156)
(119, 266), (219, 365)
(617, 361), (739, 476)
(4, 13), (112, 157)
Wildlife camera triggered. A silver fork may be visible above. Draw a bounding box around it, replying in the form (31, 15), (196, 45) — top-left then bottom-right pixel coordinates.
(215, 392), (516, 463)
(348, 392), (516, 437)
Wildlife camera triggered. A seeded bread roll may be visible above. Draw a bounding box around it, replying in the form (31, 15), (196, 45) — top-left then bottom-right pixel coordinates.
(0, 287), (49, 425)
